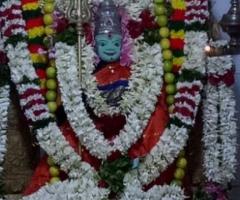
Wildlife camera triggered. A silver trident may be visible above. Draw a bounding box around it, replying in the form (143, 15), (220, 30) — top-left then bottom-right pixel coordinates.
(63, 0), (91, 84)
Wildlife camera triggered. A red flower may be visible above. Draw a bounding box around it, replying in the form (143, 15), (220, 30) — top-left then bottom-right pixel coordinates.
(171, 10), (185, 21)
(170, 39), (185, 50)
(209, 69), (234, 87)
(0, 51), (8, 64)
(140, 10), (159, 29)
(98, 180), (108, 188)
(36, 69), (46, 79)
(173, 64), (181, 73)
(25, 17), (43, 30)
(223, 70), (234, 86)
(83, 23), (94, 44)
(127, 19), (143, 39)
(28, 44), (45, 54)
(53, 11), (69, 33)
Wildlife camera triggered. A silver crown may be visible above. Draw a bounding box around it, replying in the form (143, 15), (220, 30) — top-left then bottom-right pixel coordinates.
(95, 0), (121, 35)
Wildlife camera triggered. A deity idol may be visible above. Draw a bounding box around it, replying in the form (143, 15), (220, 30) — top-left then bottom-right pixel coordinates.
(23, 0), (173, 196)
(93, 0), (130, 106)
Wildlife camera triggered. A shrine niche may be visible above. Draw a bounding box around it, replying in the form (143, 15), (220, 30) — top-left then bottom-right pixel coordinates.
(0, 0), (238, 200)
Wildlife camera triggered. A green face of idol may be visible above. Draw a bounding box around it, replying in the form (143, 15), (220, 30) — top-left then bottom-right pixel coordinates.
(95, 34), (122, 62)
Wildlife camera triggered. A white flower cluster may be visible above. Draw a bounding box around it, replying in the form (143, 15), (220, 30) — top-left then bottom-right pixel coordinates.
(203, 51), (237, 184)
(55, 41), (163, 159)
(207, 40), (232, 76)
(121, 173), (185, 200)
(0, 85), (10, 174)
(185, 0), (209, 25)
(182, 31), (208, 74)
(6, 42), (38, 83)
(36, 122), (86, 174)
(22, 179), (109, 200)
(137, 124), (189, 185)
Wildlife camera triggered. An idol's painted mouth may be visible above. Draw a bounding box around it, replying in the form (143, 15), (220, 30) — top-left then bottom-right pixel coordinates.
(104, 51), (116, 56)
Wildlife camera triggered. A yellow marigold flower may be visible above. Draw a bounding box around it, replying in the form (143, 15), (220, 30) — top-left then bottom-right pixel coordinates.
(30, 53), (47, 63)
(22, 2), (39, 11)
(170, 30), (185, 39)
(173, 57), (185, 66)
(171, 0), (186, 10)
(28, 27), (45, 38)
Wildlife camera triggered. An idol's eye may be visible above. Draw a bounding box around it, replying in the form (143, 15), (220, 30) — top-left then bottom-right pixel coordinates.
(100, 42), (106, 47)
(114, 42), (120, 47)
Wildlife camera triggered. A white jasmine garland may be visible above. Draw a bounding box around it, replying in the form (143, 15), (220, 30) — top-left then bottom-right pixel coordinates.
(1, 0), (97, 182)
(5, 41), (96, 183)
(22, 179), (109, 200)
(202, 84), (221, 181)
(203, 48), (237, 184)
(218, 84), (237, 182)
(55, 40), (163, 159)
(0, 85), (10, 174)
(6, 42), (38, 83)
(137, 124), (189, 185)
(81, 39), (163, 117)
(120, 173), (185, 200)
(132, 12), (208, 185)
(182, 31), (208, 74)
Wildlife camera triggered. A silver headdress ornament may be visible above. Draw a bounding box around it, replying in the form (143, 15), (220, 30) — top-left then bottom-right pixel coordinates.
(95, 0), (121, 35)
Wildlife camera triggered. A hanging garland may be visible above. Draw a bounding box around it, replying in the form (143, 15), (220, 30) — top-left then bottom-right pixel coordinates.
(0, 0), (211, 199)
(0, 2), (107, 198)
(0, 85), (9, 175)
(203, 40), (237, 184)
(116, 0), (208, 186)
(0, 34), (10, 175)
(55, 39), (163, 159)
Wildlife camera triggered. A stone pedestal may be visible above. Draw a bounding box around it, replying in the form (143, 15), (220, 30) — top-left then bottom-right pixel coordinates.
(2, 86), (39, 194)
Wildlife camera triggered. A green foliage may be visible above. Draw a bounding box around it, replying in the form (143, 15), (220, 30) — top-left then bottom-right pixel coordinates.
(55, 26), (78, 46)
(0, 64), (10, 87)
(193, 188), (213, 200)
(32, 118), (55, 132)
(22, 9), (42, 20)
(28, 37), (44, 45)
(143, 29), (161, 46)
(5, 34), (28, 47)
(178, 69), (203, 82)
(99, 156), (132, 194)
(172, 50), (184, 57)
(143, 29), (161, 45)
(169, 22), (185, 31)
(169, 117), (192, 129)
(185, 22), (208, 32)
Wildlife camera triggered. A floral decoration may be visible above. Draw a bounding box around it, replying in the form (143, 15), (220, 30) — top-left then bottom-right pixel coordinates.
(1, 0), (234, 199)
(202, 40), (237, 184)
